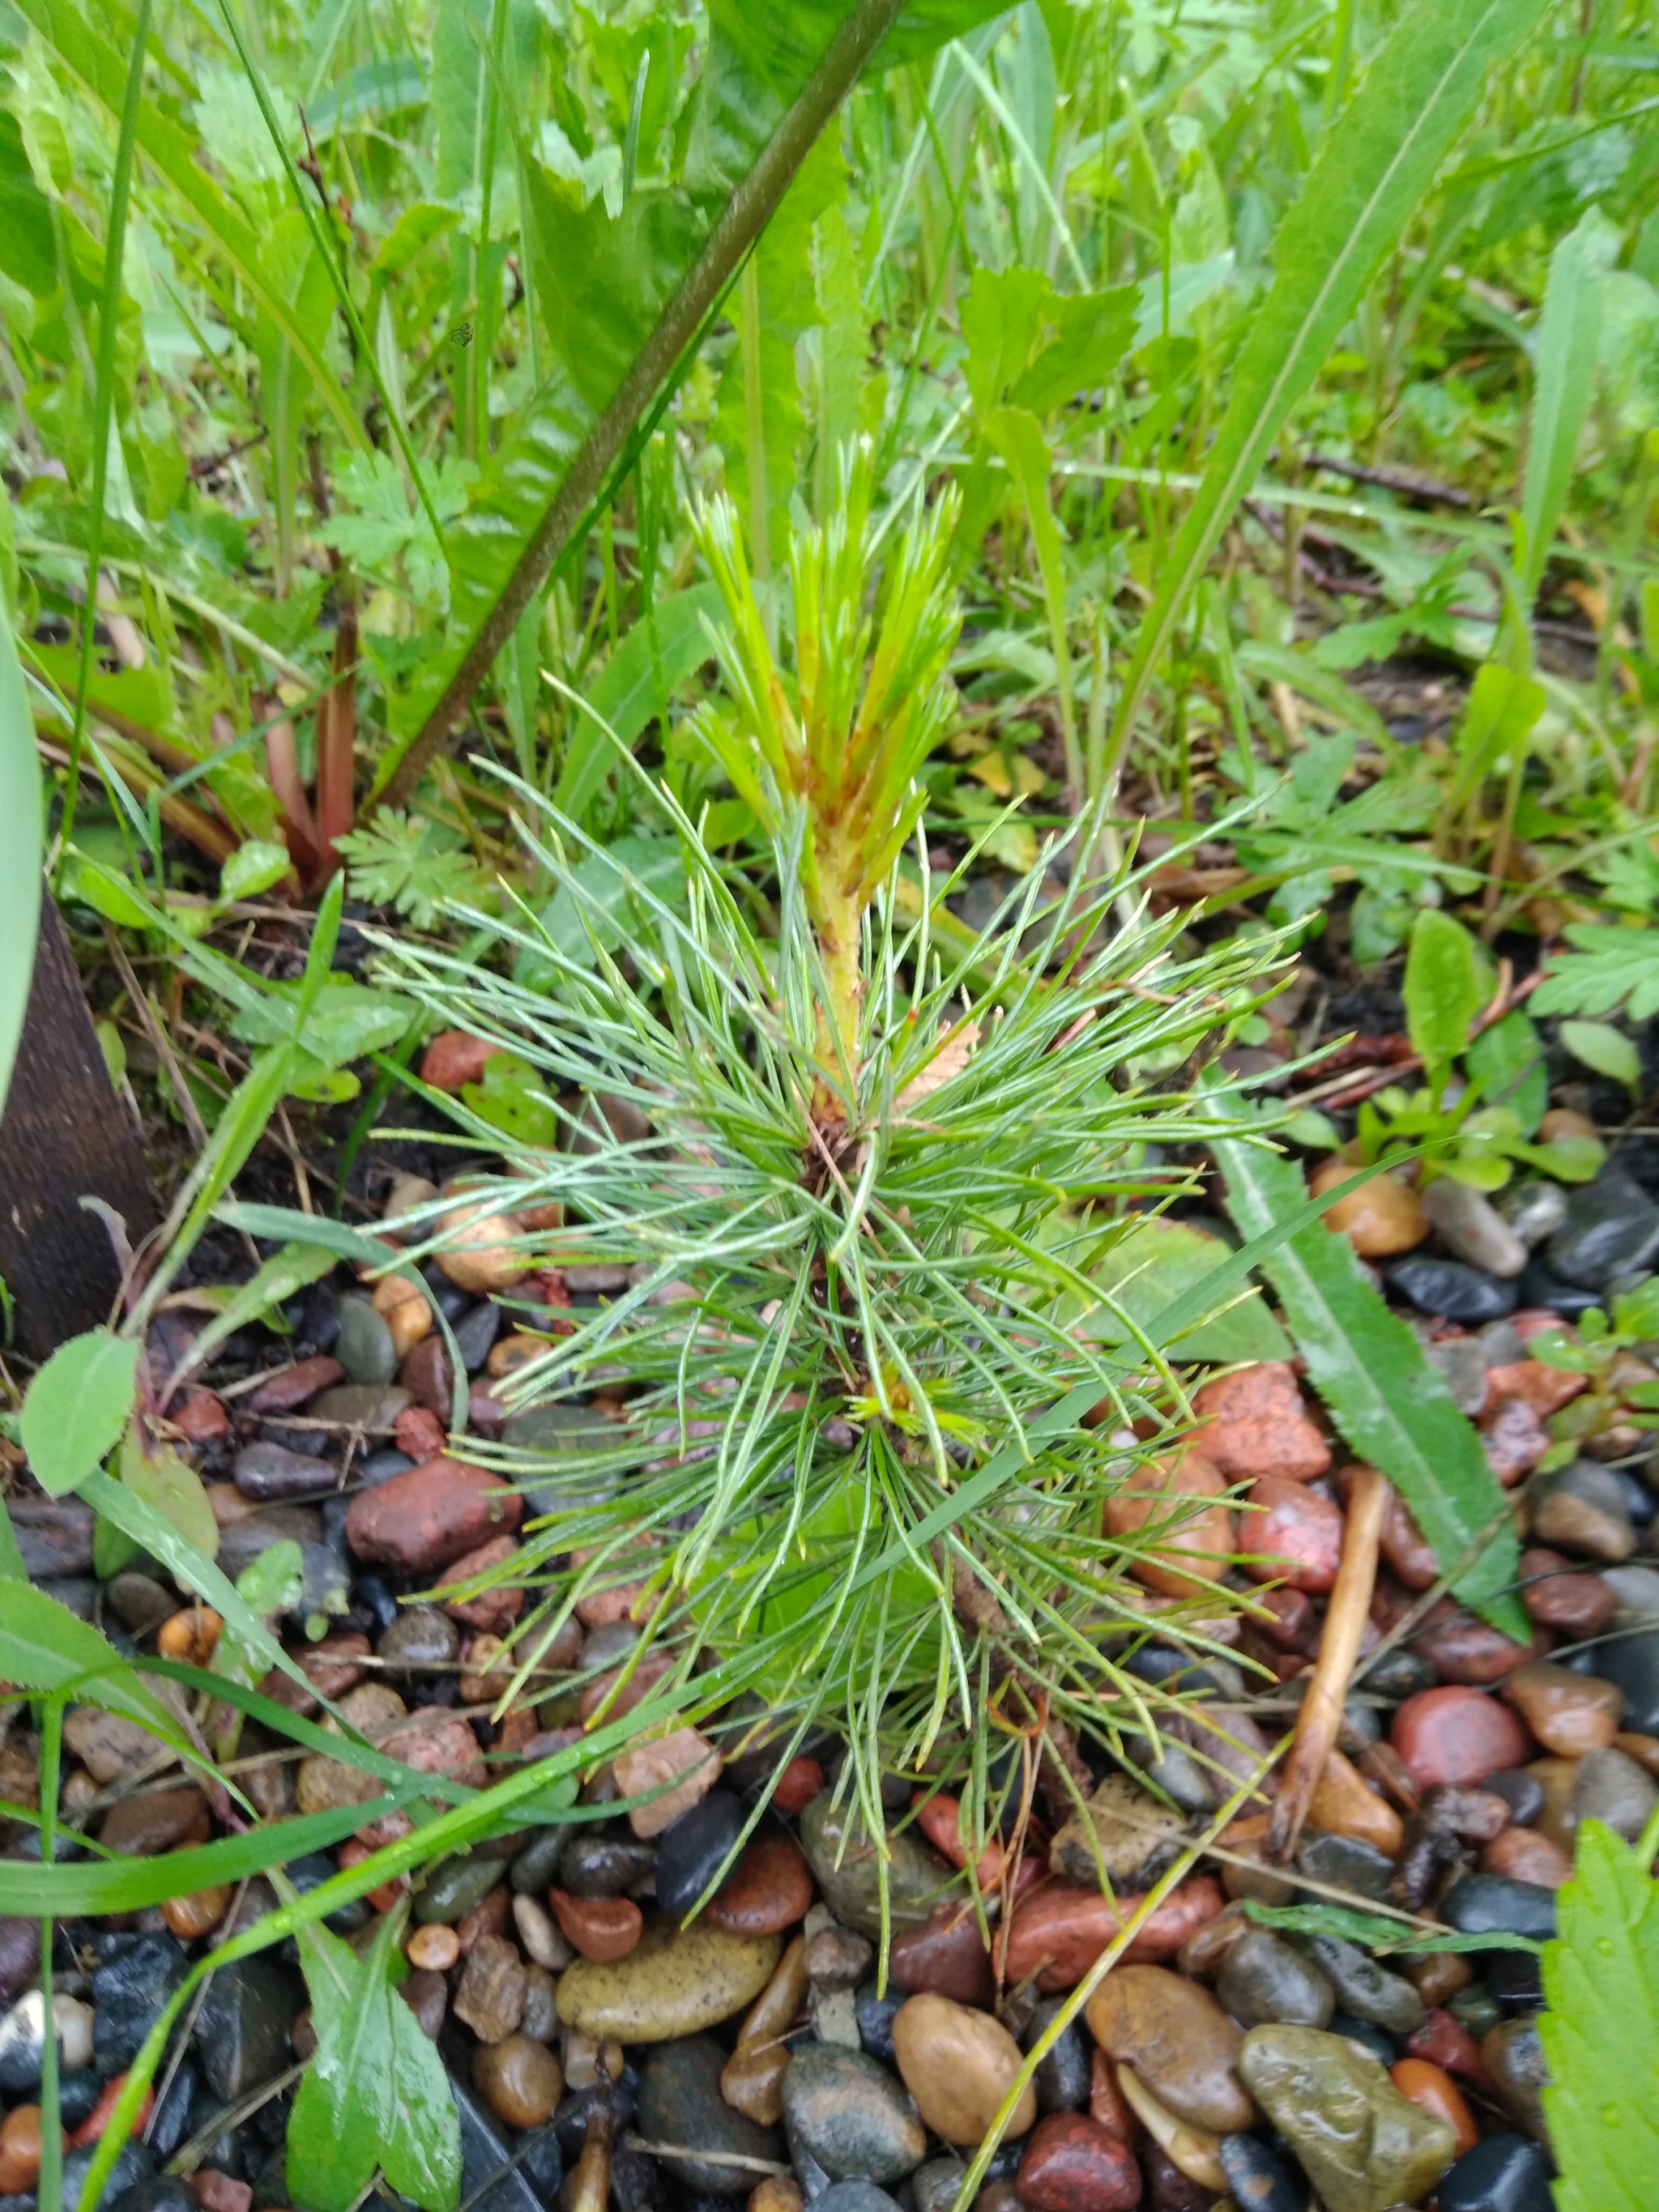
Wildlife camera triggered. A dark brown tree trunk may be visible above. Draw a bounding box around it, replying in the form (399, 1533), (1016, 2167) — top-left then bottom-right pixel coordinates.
(0, 894), (156, 1357)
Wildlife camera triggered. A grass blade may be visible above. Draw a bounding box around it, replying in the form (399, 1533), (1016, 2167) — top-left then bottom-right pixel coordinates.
(1519, 212), (1604, 602)
(1109, 0), (1555, 752)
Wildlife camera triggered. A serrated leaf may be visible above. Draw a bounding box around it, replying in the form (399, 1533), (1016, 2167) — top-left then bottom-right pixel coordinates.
(1533, 926), (1659, 1021)
(0, 1581), (186, 1746)
(1541, 1820), (1659, 2212)
(20, 1331), (141, 1496)
(1213, 1120), (1527, 1635)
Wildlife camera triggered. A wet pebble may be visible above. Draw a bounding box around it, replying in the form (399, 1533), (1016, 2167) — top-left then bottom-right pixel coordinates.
(0, 1993), (94, 2091)
(893, 1993), (1034, 2146)
(800, 1795), (952, 1940)
(557, 1921), (782, 2039)
(1388, 1258), (1517, 1323)
(1191, 1361), (1332, 1480)
(471, 2034), (562, 2129)
(1085, 1963), (1252, 2133)
(781, 2044), (926, 2183)
(1304, 1936), (1425, 2033)
(377, 1605), (461, 1671)
(1529, 1460), (1635, 1562)
(1516, 1548), (1616, 1635)
(194, 1958), (299, 2100)
(888, 1906), (993, 2006)
(1571, 1743), (1659, 1839)
(1242, 1476), (1344, 1593)
(1585, 1626), (1659, 1733)
(1482, 2014), (1549, 2139)
(638, 2033), (782, 2196)
(1011, 2112), (1141, 2212)
(1216, 2130), (1303, 2212)
(1390, 1686), (1529, 1788)
(344, 1457), (522, 1574)
(708, 1832), (815, 1936)
(1436, 2131), (1553, 2212)
(232, 1440), (337, 1502)
(1239, 2023), (1457, 2212)
(1503, 1658), (1622, 1755)
(334, 1294), (398, 1385)
(1216, 1926), (1334, 2030)
(1546, 1174), (1659, 1288)
(92, 1934), (190, 2074)
(655, 1788), (745, 1918)
(454, 1933), (527, 2044)
(551, 1890), (643, 1962)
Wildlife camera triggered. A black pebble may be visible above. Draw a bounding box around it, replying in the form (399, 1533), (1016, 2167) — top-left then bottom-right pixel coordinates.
(558, 1827), (657, 1899)
(1218, 2133), (1303, 2212)
(1437, 2132), (1553, 2212)
(1388, 1258), (1518, 1323)
(1025, 1999), (1091, 2112)
(510, 1826), (568, 1894)
(1585, 1628), (1659, 1734)
(855, 1979), (906, 2063)
(109, 2184), (193, 2212)
(1484, 1950), (1545, 2010)
(1484, 1770), (1545, 1826)
(56, 2070), (101, 2127)
(454, 1301), (502, 1372)
(1516, 1259), (1605, 1319)
(655, 1791), (746, 1919)
(1442, 1874), (1558, 1941)
(147, 2059), (197, 2159)
(65, 2138), (153, 2211)
(1328, 2012), (1395, 2066)
(285, 1852), (370, 1933)
(92, 1933), (190, 2075)
(358, 1449), (416, 1488)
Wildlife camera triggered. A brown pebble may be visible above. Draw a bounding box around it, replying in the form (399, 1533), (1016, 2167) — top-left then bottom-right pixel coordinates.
(1404, 1950), (1472, 2005)
(748, 2182), (802, 2212)
(458, 1886), (512, 1954)
(160, 1883), (232, 1940)
(1391, 1687), (1530, 1789)
(1310, 1160), (1427, 1258)
(1086, 1964), (1253, 2135)
(472, 2033), (561, 2129)
(408, 1922), (461, 1972)
(613, 1727), (722, 1838)
(706, 1832), (813, 1936)
(551, 1889), (642, 1962)
(1482, 1825), (1573, 1887)
(99, 1785), (211, 1858)
(889, 1902), (995, 2005)
(1503, 1658), (1623, 1757)
(452, 1933), (527, 2044)
(246, 1355), (346, 1413)
(421, 1032), (499, 1089)
(1102, 1449), (1235, 1598)
(1307, 1748), (1404, 1856)
(893, 1992), (1035, 2145)
(156, 1607), (224, 1666)
(772, 1758), (825, 1814)
(1410, 1603), (1547, 1686)
(0, 2106), (44, 2193)
(400, 1967), (448, 2040)
(438, 1535), (524, 1634)
(1518, 1548), (1617, 1635)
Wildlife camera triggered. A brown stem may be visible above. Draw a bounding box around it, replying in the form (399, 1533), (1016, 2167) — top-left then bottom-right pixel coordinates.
(1266, 1463), (1386, 1865)
(382, 0), (914, 808)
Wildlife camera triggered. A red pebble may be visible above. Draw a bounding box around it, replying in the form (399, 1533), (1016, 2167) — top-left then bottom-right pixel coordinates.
(705, 1833), (813, 1936)
(70, 2077), (151, 2150)
(1481, 1396), (1550, 1487)
(1243, 1475), (1345, 1593)
(1390, 1686), (1530, 1789)
(1192, 1361), (1331, 1481)
(245, 1355), (345, 1414)
(344, 1457), (522, 1574)
(189, 2173), (253, 2212)
(1405, 2008), (1497, 2093)
(550, 1888), (642, 1962)
(889, 1902), (995, 2005)
(772, 1757), (825, 1814)
(420, 1031), (500, 1089)
(437, 1533), (525, 1632)
(172, 1390), (229, 1443)
(912, 1790), (1004, 1889)
(1014, 2112), (1144, 2212)
(394, 1405), (448, 1462)
(1001, 1878), (1225, 1993)
(1254, 1586), (1317, 1652)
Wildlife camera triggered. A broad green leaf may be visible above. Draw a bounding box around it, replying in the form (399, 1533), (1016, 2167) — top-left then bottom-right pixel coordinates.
(0, 1502), (24, 1582)
(1111, 0), (1556, 751)
(554, 582), (724, 825)
(1520, 213), (1604, 600)
(1403, 909), (1483, 1079)
(0, 493), (39, 1123)
(228, 978), (417, 1066)
(1212, 1122), (1527, 1636)
(1083, 1220), (1291, 1365)
(1541, 1821), (1659, 2212)
(220, 839), (292, 904)
(289, 1920), (390, 2212)
(119, 1423), (220, 1561)
(383, 1959), (464, 2211)
(1560, 1018), (1642, 1095)
(20, 1331), (141, 1496)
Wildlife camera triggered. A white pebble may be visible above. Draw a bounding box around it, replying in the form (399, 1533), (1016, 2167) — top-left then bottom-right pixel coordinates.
(513, 1893), (571, 1971)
